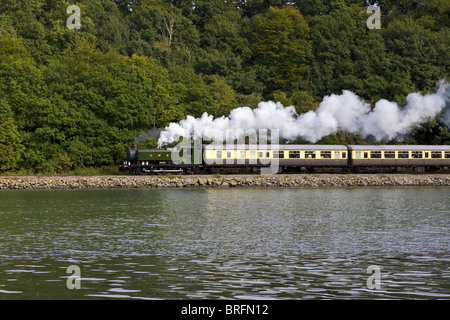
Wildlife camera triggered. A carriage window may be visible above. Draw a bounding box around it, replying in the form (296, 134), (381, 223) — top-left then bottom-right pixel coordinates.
(305, 151), (315, 159)
(289, 151), (300, 159)
(216, 151), (222, 159)
(398, 151), (409, 159)
(355, 151), (361, 159)
(259, 151), (263, 158)
(250, 150), (257, 158)
(411, 151), (423, 159)
(445, 152), (450, 159)
(227, 151), (232, 158)
(364, 152), (368, 159)
(424, 152), (429, 158)
(431, 151), (442, 159)
(335, 152), (340, 159)
(266, 152), (270, 158)
(273, 151), (284, 159)
(370, 151), (382, 159)
(384, 151), (395, 159)
(342, 152), (347, 159)
(240, 151), (246, 159)
(321, 151), (332, 159)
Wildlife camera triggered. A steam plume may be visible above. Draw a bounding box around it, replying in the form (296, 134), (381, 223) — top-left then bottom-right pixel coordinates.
(158, 79), (450, 146)
(134, 128), (161, 144)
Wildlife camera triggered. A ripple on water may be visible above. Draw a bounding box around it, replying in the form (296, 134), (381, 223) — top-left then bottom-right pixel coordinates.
(0, 187), (448, 299)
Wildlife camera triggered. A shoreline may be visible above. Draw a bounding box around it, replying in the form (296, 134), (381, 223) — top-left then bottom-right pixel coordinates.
(1, 174), (450, 190)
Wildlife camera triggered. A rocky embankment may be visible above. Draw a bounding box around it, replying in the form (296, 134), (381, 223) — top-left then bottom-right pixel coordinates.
(1, 174), (449, 190)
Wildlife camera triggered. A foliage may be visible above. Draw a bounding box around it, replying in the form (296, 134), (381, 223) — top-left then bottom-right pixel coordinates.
(250, 6), (313, 94)
(0, 99), (24, 171)
(0, 0), (448, 173)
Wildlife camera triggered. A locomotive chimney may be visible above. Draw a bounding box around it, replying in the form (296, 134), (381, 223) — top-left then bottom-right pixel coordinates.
(126, 144), (138, 162)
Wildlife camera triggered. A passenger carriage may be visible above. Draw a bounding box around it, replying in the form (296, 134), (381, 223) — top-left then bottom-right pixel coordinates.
(123, 144), (450, 174)
(348, 145), (450, 172)
(203, 144), (348, 173)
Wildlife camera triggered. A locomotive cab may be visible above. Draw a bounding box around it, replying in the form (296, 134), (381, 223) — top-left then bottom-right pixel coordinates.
(124, 144), (200, 175)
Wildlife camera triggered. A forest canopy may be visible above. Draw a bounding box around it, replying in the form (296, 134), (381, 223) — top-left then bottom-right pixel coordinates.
(0, 0), (449, 173)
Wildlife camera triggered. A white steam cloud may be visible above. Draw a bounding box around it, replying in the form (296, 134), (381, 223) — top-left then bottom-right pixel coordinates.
(158, 79), (450, 146)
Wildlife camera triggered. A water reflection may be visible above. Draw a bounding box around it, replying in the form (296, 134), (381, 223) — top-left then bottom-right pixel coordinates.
(0, 187), (449, 299)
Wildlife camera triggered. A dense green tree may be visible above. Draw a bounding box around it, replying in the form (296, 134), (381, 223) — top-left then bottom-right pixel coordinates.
(195, 8), (247, 89)
(0, 0), (448, 173)
(111, 0), (140, 13)
(307, 5), (365, 99)
(408, 120), (450, 145)
(174, 0), (227, 26)
(237, 0), (293, 17)
(205, 74), (239, 117)
(168, 65), (214, 117)
(383, 16), (449, 92)
(125, 1), (200, 67)
(0, 99), (24, 171)
(249, 6), (313, 94)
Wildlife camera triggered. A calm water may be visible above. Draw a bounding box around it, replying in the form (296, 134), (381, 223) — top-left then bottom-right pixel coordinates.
(0, 186), (449, 300)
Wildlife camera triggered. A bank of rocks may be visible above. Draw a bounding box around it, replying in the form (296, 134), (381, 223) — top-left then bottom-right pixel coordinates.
(0, 174), (449, 190)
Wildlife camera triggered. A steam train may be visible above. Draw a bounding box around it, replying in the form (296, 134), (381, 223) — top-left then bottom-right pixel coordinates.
(120, 144), (450, 174)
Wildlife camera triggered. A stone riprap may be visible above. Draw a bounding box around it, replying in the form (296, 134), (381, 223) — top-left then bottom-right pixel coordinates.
(1, 174), (449, 190)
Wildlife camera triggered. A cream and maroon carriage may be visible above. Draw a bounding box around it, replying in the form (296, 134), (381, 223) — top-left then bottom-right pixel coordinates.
(202, 144), (349, 173)
(348, 145), (450, 173)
